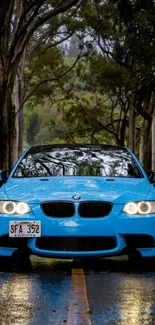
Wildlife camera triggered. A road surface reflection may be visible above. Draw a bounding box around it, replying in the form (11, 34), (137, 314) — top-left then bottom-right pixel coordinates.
(0, 257), (155, 325)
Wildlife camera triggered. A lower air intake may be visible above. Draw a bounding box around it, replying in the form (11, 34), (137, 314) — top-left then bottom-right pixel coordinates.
(124, 234), (154, 248)
(36, 236), (116, 251)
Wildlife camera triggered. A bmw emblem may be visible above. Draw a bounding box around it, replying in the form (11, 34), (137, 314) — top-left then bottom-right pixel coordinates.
(72, 195), (81, 200)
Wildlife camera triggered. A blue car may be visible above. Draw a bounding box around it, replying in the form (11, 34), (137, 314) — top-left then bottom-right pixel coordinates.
(0, 144), (155, 267)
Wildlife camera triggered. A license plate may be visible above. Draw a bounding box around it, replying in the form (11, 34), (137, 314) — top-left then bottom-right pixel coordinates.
(9, 221), (41, 237)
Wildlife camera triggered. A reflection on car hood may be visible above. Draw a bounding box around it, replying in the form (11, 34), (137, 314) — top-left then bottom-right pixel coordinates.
(3, 176), (151, 204)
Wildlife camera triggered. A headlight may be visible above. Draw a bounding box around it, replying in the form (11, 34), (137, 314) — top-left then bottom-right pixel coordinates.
(123, 202), (138, 215)
(16, 202), (31, 215)
(0, 201), (31, 215)
(3, 201), (16, 214)
(137, 201), (151, 214)
(123, 201), (155, 215)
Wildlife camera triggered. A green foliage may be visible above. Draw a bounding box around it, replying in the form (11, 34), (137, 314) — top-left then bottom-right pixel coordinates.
(108, 0), (155, 101)
(26, 112), (40, 146)
(57, 92), (118, 144)
(80, 54), (132, 95)
(80, 1), (117, 37)
(24, 0), (155, 152)
(24, 100), (68, 146)
(24, 46), (64, 101)
(24, 45), (130, 147)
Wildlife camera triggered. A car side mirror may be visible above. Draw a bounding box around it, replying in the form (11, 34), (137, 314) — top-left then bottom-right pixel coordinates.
(146, 171), (155, 183)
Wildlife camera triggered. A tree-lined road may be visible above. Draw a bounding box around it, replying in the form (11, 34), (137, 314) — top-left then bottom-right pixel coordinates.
(0, 257), (155, 325)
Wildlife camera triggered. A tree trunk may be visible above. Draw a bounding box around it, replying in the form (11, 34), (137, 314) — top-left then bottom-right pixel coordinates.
(140, 95), (155, 170)
(14, 75), (23, 159)
(120, 114), (127, 146)
(18, 50), (26, 157)
(0, 83), (16, 170)
(139, 130), (144, 164)
(128, 102), (136, 151)
(18, 105), (24, 157)
(0, 88), (9, 170)
(139, 119), (152, 170)
(152, 109), (155, 170)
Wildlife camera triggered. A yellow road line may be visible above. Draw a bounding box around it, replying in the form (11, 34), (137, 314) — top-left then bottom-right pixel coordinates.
(67, 268), (92, 325)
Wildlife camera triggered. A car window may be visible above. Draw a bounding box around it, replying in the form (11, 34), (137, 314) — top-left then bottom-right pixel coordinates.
(13, 147), (143, 178)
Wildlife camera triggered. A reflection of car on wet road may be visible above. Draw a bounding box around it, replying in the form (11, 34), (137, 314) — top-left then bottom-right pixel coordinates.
(0, 144), (155, 266)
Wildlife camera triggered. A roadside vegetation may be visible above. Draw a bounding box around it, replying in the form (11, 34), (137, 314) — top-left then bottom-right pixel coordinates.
(0, 0), (155, 171)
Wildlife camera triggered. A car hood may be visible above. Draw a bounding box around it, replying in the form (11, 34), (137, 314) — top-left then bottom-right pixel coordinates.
(2, 176), (152, 204)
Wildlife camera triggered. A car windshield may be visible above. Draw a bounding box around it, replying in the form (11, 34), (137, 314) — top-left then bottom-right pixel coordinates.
(13, 146), (143, 178)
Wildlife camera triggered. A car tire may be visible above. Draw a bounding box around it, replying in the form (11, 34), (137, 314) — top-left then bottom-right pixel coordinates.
(128, 253), (142, 264)
(12, 250), (32, 272)
(0, 256), (13, 271)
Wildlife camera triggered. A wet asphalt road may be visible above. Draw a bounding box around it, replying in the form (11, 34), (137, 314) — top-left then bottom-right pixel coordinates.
(0, 257), (155, 325)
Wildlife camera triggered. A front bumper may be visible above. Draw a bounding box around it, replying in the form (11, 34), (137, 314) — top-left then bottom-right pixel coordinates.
(0, 203), (155, 258)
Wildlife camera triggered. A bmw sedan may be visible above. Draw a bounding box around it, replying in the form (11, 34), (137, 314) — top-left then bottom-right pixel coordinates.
(0, 144), (155, 266)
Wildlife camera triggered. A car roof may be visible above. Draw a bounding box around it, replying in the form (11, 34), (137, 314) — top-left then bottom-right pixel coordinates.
(28, 144), (126, 154)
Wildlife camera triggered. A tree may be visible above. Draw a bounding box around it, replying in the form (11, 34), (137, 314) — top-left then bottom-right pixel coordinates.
(0, 1), (11, 34)
(24, 100), (68, 145)
(110, 0), (155, 168)
(78, 0), (155, 168)
(0, 0), (84, 170)
(79, 54), (132, 145)
(26, 111), (40, 146)
(59, 92), (116, 144)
